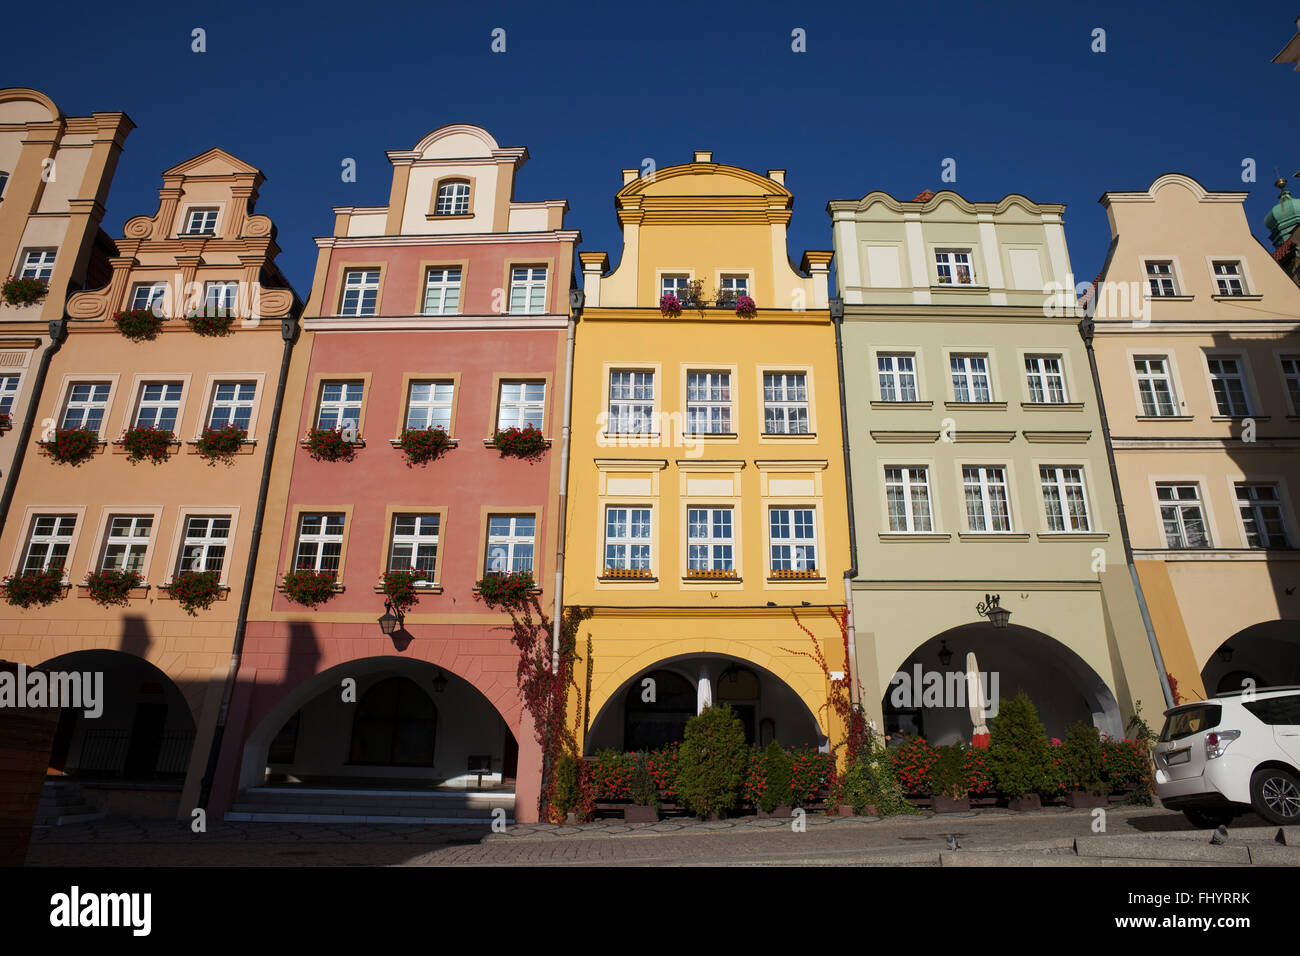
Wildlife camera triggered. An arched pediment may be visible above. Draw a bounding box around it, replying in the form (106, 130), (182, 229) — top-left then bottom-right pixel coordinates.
(0, 87), (60, 124)
(618, 162), (791, 201)
(409, 123), (501, 159)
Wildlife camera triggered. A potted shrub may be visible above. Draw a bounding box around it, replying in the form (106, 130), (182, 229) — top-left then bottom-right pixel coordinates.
(303, 427), (356, 462)
(281, 568), (338, 607)
(185, 310), (236, 337)
(475, 570), (534, 607)
(647, 742), (679, 807)
(550, 752), (581, 824)
(790, 748), (835, 808)
(0, 412), (10, 430)
(195, 424), (247, 463)
(1062, 720), (1109, 808)
(625, 751), (660, 822)
(756, 741), (793, 817)
(113, 308), (165, 341)
(987, 691), (1054, 810)
(121, 425), (176, 463)
(1, 275), (49, 307)
(492, 425), (547, 460)
(659, 292), (682, 318)
(396, 426), (452, 465)
(591, 748), (632, 804)
(84, 568), (142, 607)
(733, 294), (757, 318)
(888, 735), (938, 795)
(676, 703), (747, 820)
(929, 744), (972, 812)
(381, 569), (421, 614)
(169, 570), (222, 615)
(2, 568), (66, 608)
(38, 427), (100, 465)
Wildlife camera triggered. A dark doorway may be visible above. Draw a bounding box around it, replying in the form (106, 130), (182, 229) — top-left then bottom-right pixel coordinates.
(123, 702), (166, 778)
(624, 670), (695, 751)
(348, 677), (438, 767)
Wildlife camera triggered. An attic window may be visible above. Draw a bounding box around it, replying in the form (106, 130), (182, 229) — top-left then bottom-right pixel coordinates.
(434, 181), (470, 216)
(184, 208), (219, 236)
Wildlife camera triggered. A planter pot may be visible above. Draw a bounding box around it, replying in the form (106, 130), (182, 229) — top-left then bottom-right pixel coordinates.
(931, 794), (971, 813)
(623, 804), (659, 823)
(1066, 789), (1109, 809)
(1006, 794), (1042, 812)
(835, 805), (854, 817)
(564, 811), (578, 826)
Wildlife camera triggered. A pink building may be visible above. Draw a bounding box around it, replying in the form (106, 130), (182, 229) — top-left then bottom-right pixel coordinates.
(211, 125), (578, 823)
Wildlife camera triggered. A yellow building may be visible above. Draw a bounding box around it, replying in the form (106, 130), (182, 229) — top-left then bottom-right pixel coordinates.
(568, 152), (849, 755)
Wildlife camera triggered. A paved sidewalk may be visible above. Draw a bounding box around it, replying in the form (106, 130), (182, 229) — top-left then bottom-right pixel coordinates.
(25, 805), (1295, 866)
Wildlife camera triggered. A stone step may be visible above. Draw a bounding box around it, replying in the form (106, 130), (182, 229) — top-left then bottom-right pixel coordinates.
(228, 786), (516, 824)
(1074, 836), (1251, 864)
(224, 811), (513, 825)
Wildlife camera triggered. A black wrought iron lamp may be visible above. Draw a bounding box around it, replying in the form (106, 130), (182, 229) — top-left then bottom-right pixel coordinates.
(378, 598), (404, 635)
(937, 639), (954, 667)
(976, 593), (1011, 629)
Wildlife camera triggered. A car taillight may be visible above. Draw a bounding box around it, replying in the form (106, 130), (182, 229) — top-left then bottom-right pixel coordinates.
(1205, 730), (1240, 759)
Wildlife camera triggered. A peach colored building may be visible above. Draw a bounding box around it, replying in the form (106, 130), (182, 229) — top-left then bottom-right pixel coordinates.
(213, 125), (578, 824)
(0, 88), (131, 495)
(1090, 173), (1300, 700)
(0, 148), (299, 818)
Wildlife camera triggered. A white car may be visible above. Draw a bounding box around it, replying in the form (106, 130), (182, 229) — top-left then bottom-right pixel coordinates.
(1153, 686), (1300, 828)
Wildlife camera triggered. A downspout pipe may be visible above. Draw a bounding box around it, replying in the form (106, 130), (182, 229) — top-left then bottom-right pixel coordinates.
(0, 318), (68, 536)
(197, 310), (300, 810)
(552, 288), (582, 671)
(829, 297), (861, 708)
(1078, 313), (1174, 709)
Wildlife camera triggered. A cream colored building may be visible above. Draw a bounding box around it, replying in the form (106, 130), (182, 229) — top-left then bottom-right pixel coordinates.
(1090, 173), (1300, 700)
(828, 188), (1167, 742)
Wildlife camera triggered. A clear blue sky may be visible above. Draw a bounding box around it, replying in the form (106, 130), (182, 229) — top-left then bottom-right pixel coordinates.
(9, 0), (1299, 295)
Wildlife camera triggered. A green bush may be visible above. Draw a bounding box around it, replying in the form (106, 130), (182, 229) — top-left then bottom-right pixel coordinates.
(929, 744), (970, 799)
(987, 691), (1054, 798)
(551, 753), (581, 815)
(759, 741), (792, 812)
(1061, 720), (1106, 792)
(838, 744), (919, 816)
(629, 751), (658, 808)
(676, 703), (748, 819)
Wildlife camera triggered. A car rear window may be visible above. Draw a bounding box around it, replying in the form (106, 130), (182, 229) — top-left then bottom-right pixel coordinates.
(1160, 704), (1222, 742)
(1243, 695), (1300, 726)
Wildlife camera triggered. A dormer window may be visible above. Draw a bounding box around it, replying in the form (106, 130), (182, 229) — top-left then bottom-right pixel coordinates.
(434, 181), (471, 216)
(184, 208), (219, 236)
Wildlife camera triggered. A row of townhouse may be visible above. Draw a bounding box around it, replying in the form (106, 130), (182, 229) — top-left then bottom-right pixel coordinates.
(1, 87), (1296, 825)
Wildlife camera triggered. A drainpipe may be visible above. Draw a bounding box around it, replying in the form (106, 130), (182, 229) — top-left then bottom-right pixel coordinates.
(552, 289), (582, 671)
(1078, 313), (1174, 708)
(197, 310), (300, 809)
(829, 297), (860, 708)
(0, 318), (67, 537)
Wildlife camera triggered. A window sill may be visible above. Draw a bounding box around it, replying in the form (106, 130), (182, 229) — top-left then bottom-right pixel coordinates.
(1021, 402), (1084, 412)
(1210, 415), (1267, 422)
(944, 401), (1008, 411)
(956, 532), (1031, 541)
(482, 437), (553, 448)
(1035, 532), (1108, 541)
(1211, 294), (1262, 301)
(870, 401), (933, 410)
(276, 583), (346, 594)
(930, 285), (988, 292)
(424, 213), (474, 220)
(470, 585), (544, 595)
(1134, 415), (1193, 422)
(390, 437), (458, 448)
(681, 574), (742, 583)
(158, 583), (231, 600)
(765, 575), (826, 583)
(37, 440), (107, 456)
(373, 583), (442, 595)
(1144, 294), (1194, 302)
(683, 431), (739, 439)
(184, 439), (257, 455)
(877, 532), (950, 542)
(111, 441), (182, 456)
(597, 574), (658, 583)
(300, 438), (366, 449)
(760, 431), (817, 439)
(75, 584), (151, 599)
(601, 432), (662, 439)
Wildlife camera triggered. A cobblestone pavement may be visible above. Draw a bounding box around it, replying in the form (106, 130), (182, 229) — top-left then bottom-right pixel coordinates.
(25, 804), (1266, 866)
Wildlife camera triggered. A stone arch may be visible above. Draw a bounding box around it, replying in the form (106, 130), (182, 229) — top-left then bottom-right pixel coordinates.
(1200, 620), (1300, 695)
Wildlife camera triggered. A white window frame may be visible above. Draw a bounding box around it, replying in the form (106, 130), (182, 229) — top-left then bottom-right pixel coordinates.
(950, 354), (993, 403)
(389, 514), (440, 579)
(877, 353), (918, 403)
(183, 207), (219, 236)
(509, 266), (547, 315)
(497, 381), (545, 431)
(963, 466), (1012, 533)
(1205, 355), (1252, 417)
(608, 370), (655, 435)
(406, 381), (454, 432)
(207, 380), (257, 431)
(130, 281), (168, 312)
(203, 281), (239, 316)
(1133, 356), (1179, 417)
(603, 506), (652, 573)
(177, 515), (231, 575)
(1281, 355), (1300, 415)
(485, 514), (536, 575)
(1024, 355), (1067, 404)
(423, 266), (462, 315)
(935, 249), (975, 286)
(1212, 261), (1246, 296)
(763, 372), (810, 434)
(316, 380), (363, 431)
(294, 513), (345, 572)
(884, 466), (934, 533)
(100, 515), (153, 574)
(133, 381), (183, 432)
(434, 181), (470, 216)
(340, 269), (379, 317)
(686, 371), (733, 434)
(1144, 260), (1179, 297)
(687, 507), (735, 572)
(768, 507), (818, 572)
(19, 248), (56, 282)
(661, 274), (692, 303)
(21, 514), (77, 575)
(1040, 466), (1092, 533)
(0, 373), (22, 419)
(60, 381), (112, 433)
(1235, 483), (1289, 549)
(1156, 484), (1210, 549)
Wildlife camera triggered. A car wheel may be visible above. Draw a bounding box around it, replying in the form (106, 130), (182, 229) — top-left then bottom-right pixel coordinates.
(1183, 808), (1234, 829)
(1250, 767), (1300, 825)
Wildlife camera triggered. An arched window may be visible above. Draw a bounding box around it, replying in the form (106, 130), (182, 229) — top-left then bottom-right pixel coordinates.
(348, 676), (437, 767)
(434, 180), (471, 216)
(624, 670), (695, 751)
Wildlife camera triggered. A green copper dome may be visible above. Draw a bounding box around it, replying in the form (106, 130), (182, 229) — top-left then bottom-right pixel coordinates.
(1265, 176), (1300, 248)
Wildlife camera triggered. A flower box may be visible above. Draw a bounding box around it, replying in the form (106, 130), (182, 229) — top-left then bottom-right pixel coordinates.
(659, 293), (682, 318)
(475, 570), (535, 608)
(185, 312), (235, 337)
(121, 426), (177, 463)
(602, 567), (654, 580)
(1006, 794), (1042, 812)
(733, 294), (757, 318)
(38, 427), (101, 465)
(302, 427), (358, 462)
(396, 427), (453, 465)
(280, 569), (339, 607)
(2, 276), (49, 308)
(930, 794), (971, 813)
(685, 567), (737, 579)
(769, 567), (820, 580)
(113, 308), (165, 342)
(1066, 789), (1109, 809)
(381, 570), (421, 613)
(0, 412), (11, 430)
(163, 571), (224, 615)
(83, 569), (143, 607)
(194, 424), (247, 463)
(491, 426), (547, 460)
(623, 805), (659, 823)
(755, 804), (793, 819)
(2, 569), (66, 608)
